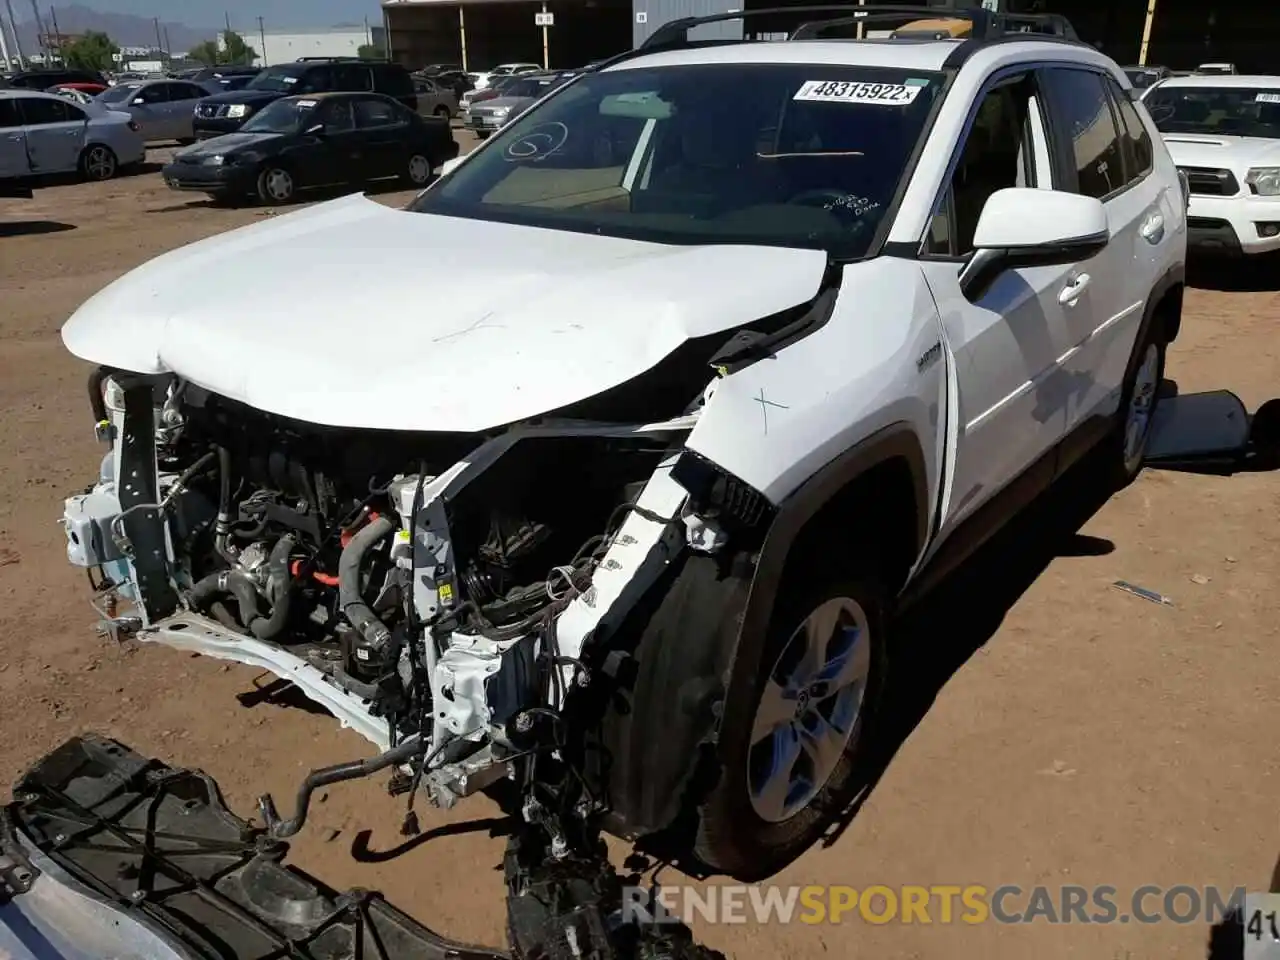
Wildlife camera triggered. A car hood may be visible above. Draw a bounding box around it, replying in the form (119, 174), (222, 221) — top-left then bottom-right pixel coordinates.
(174, 131), (283, 157)
(62, 193), (828, 432)
(1161, 133), (1280, 169)
(198, 88), (284, 105)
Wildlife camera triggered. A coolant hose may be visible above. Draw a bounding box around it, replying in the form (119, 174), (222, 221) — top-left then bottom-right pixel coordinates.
(338, 513), (395, 651)
(248, 534), (296, 641)
(187, 570), (262, 625)
(214, 445), (235, 562)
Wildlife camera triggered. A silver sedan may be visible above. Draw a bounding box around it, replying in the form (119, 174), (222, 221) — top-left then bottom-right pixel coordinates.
(95, 78), (219, 144)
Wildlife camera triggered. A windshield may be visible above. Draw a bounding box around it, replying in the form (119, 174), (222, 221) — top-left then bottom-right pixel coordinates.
(1145, 86), (1280, 138)
(412, 64), (942, 257)
(99, 83), (139, 103)
(240, 97), (315, 133)
(249, 67), (304, 92)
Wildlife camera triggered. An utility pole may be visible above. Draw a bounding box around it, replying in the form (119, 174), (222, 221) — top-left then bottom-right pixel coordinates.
(0, 10), (13, 70)
(48, 4), (59, 63)
(257, 15), (266, 66)
(153, 16), (163, 65)
(28, 0), (46, 63)
(3, 0), (25, 68)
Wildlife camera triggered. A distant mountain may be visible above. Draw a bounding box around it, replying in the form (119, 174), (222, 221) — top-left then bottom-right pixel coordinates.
(8, 5), (215, 55)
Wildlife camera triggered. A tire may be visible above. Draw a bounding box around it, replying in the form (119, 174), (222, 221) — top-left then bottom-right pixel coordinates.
(177, 138), (195, 147)
(256, 165), (296, 204)
(694, 566), (889, 880)
(79, 144), (117, 182)
(405, 152), (433, 186)
(433, 105), (450, 120)
(1101, 324), (1167, 489)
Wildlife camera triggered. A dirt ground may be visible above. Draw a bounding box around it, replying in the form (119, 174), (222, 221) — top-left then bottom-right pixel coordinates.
(0, 140), (1277, 960)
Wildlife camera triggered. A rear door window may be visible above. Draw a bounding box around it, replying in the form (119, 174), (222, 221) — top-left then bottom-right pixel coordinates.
(355, 97), (401, 128)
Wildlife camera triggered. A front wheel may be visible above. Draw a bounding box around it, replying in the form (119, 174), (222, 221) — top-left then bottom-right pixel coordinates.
(256, 165), (296, 204)
(79, 144), (117, 181)
(695, 570), (888, 880)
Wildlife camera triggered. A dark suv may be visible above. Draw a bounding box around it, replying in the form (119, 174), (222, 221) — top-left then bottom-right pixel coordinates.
(192, 59), (416, 138)
(1, 68), (107, 90)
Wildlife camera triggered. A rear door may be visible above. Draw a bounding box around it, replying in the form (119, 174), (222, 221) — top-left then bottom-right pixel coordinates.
(353, 96), (408, 179)
(18, 96), (85, 174)
(1035, 66), (1161, 434)
(0, 99), (31, 179)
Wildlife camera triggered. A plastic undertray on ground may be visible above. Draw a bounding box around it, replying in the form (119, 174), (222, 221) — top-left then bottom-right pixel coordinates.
(1143, 389), (1279, 474)
(0, 734), (509, 960)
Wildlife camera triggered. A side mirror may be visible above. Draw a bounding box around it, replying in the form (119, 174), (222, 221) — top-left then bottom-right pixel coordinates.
(131, 97), (146, 106)
(440, 155), (464, 176)
(304, 123), (325, 137)
(958, 188), (1109, 302)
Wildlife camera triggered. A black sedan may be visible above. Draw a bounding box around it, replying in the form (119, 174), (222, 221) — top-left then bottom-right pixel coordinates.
(161, 92), (459, 205)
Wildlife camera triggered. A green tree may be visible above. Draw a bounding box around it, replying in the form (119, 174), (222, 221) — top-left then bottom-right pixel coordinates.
(62, 30), (118, 72)
(188, 39), (219, 65)
(357, 43), (385, 60)
(221, 30), (257, 65)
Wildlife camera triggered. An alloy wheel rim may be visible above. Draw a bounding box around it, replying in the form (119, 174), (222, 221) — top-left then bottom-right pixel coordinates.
(87, 147), (113, 179)
(748, 596), (871, 823)
(265, 169), (292, 201)
(1124, 344), (1160, 468)
(409, 155), (431, 183)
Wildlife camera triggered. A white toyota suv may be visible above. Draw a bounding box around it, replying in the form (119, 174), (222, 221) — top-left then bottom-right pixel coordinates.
(1144, 73), (1280, 256)
(57, 8), (1186, 882)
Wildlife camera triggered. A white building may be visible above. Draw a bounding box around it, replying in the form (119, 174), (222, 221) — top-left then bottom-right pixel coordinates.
(224, 26), (387, 67)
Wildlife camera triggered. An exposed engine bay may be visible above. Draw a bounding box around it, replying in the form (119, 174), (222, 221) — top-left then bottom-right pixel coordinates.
(63, 367), (729, 820)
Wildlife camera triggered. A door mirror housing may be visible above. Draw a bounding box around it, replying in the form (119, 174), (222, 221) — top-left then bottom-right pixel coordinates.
(958, 188), (1110, 302)
(131, 97), (146, 106)
(304, 122), (325, 137)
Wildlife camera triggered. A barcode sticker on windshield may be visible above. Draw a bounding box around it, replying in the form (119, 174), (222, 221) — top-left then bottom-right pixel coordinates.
(794, 80), (923, 106)
(1256, 92), (1280, 103)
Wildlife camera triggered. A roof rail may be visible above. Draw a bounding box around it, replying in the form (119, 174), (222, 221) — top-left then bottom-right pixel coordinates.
(638, 4), (1076, 51)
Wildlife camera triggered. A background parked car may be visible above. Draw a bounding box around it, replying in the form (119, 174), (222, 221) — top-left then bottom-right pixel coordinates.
(0, 89), (144, 186)
(1, 68), (107, 91)
(418, 65), (472, 99)
(413, 76), (458, 120)
(193, 59), (416, 139)
(96, 79), (217, 144)
(459, 75), (518, 120)
(162, 91), (458, 205)
(464, 71), (575, 136)
(181, 65), (261, 85)
(468, 63), (541, 92)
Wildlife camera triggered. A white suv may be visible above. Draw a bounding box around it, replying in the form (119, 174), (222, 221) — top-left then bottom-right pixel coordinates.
(1144, 74), (1280, 256)
(58, 10), (1185, 882)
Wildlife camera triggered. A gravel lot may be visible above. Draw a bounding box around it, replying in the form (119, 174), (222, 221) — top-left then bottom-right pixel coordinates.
(0, 137), (1277, 959)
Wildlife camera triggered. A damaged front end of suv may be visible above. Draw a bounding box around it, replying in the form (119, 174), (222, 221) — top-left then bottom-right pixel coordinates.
(65, 363), (740, 810)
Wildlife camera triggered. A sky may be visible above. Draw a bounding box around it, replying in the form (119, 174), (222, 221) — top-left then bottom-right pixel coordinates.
(88, 0), (383, 30)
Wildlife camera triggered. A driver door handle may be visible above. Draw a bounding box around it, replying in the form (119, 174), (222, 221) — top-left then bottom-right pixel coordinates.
(1059, 273), (1090, 305)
